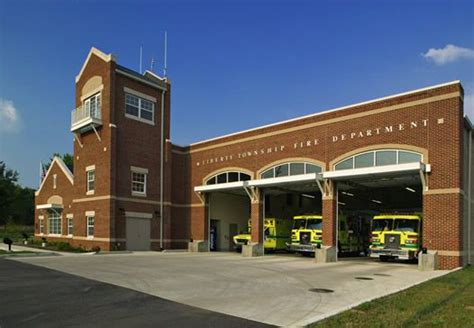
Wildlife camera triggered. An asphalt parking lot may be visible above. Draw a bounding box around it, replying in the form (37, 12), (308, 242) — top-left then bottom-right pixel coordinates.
(7, 252), (450, 327)
(0, 258), (270, 328)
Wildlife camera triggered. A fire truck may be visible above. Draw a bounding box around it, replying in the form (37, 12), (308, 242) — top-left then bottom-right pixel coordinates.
(232, 218), (293, 252)
(369, 214), (422, 261)
(286, 214), (366, 255)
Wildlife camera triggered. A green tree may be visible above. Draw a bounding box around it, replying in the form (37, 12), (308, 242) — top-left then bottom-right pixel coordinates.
(0, 161), (19, 227)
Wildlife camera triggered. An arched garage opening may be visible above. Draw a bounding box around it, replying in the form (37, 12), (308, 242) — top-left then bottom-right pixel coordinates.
(325, 147), (427, 262)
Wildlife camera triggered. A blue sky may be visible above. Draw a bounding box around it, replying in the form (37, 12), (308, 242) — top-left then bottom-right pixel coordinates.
(1, 0), (473, 188)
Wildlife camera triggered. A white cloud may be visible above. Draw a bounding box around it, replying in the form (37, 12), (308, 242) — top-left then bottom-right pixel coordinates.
(422, 44), (474, 65)
(0, 98), (21, 133)
(465, 92), (474, 121)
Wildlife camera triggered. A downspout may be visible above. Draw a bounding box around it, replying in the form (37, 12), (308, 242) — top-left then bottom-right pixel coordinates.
(160, 88), (166, 250)
(468, 126), (472, 265)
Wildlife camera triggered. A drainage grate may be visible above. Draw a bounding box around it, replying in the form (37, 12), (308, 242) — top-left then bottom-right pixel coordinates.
(308, 288), (334, 293)
(355, 277), (374, 280)
(373, 273), (391, 277)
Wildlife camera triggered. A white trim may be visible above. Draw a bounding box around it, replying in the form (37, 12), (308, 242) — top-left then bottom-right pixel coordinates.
(131, 166), (149, 174)
(190, 81), (461, 147)
(76, 47), (116, 83)
(53, 174), (57, 189)
(115, 69), (167, 91)
(36, 156), (74, 196)
(125, 113), (155, 126)
(195, 181), (245, 193)
(67, 216), (73, 236)
(85, 211), (95, 216)
(248, 173), (322, 188)
(36, 203), (64, 210)
(80, 85), (104, 101)
(66, 213), (74, 219)
(86, 190), (95, 196)
(124, 211), (153, 219)
(38, 215), (44, 219)
(144, 70), (166, 81)
(124, 87), (157, 102)
(86, 165), (96, 171)
(323, 162), (427, 180)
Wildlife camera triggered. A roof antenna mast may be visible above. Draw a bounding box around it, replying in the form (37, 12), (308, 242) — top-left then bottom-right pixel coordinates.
(150, 56), (155, 72)
(163, 31), (168, 77)
(139, 46), (143, 74)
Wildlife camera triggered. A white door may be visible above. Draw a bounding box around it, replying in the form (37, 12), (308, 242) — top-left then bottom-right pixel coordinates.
(126, 217), (151, 251)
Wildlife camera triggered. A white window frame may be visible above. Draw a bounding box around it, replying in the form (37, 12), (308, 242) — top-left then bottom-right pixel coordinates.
(131, 167), (148, 196)
(39, 216), (44, 235)
(334, 149), (423, 171)
(87, 216), (94, 238)
(67, 216), (74, 236)
(48, 212), (62, 236)
(125, 93), (155, 125)
(260, 162), (322, 179)
(83, 93), (101, 119)
(86, 166), (95, 195)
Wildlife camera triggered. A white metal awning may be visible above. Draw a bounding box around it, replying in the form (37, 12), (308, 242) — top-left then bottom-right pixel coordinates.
(322, 162), (430, 180)
(194, 181), (246, 193)
(194, 173), (323, 193)
(36, 203), (64, 210)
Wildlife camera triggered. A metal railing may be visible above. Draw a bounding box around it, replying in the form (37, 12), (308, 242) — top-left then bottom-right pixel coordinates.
(71, 105), (102, 128)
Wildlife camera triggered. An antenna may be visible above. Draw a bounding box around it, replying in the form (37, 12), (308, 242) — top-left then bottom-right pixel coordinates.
(150, 56), (155, 72)
(163, 31), (168, 77)
(139, 46), (143, 74)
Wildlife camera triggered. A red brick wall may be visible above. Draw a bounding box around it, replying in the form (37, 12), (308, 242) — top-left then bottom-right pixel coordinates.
(183, 82), (465, 268)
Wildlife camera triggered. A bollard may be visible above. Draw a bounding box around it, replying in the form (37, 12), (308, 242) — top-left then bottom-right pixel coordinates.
(3, 237), (13, 251)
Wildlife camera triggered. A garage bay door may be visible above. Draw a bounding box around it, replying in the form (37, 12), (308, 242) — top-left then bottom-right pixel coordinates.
(126, 217), (151, 251)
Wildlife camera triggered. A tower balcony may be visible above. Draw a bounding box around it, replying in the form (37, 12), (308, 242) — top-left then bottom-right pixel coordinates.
(71, 105), (102, 133)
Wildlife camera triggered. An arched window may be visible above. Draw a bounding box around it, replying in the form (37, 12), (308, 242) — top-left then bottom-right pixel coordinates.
(334, 149), (422, 171)
(205, 171), (251, 185)
(260, 162), (322, 179)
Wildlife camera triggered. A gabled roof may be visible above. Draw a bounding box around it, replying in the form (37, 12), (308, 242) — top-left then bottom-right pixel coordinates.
(75, 47), (116, 83)
(35, 156), (74, 196)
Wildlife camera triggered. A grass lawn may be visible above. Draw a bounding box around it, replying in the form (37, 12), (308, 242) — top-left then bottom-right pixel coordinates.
(310, 266), (474, 328)
(0, 249), (36, 256)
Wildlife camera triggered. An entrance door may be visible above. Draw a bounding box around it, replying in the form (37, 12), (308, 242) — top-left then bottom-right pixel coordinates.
(210, 219), (219, 251)
(126, 217), (151, 251)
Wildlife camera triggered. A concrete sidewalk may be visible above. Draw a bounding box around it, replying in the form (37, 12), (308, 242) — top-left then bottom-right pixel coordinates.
(0, 243), (96, 256)
(12, 252), (452, 327)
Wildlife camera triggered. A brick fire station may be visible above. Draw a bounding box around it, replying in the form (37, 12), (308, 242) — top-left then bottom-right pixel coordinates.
(35, 47), (473, 269)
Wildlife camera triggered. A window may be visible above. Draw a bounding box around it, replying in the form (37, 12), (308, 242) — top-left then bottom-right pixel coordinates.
(335, 150), (422, 170)
(48, 212), (61, 235)
(132, 171), (147, 195)
(67, 217), (73, 236)
(205, 171), (251, 185)
(39, 217), (44, 234)
(87, 216), (94, 237)
(260, 162), (322, 179)
(125, 93), (154, 123)
(87, 169), (95, 194)
(84, 93), (101, 118)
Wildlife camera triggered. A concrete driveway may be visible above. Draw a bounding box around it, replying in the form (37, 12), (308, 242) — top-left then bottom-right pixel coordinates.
(11, 252), (450, 327)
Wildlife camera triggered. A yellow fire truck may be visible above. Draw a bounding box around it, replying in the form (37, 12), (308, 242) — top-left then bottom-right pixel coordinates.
(232, 218), (293, 252)
(286, 214), (365, 255)
(369, 214), (422, 261)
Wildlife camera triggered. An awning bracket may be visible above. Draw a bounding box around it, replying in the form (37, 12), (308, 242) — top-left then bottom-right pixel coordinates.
(243, 186), (259, 203)
(195, 191), (205, 205)
(74, 133), (83, 148)
(419, 166), (428, 191)
(92, 125), (102, 142)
